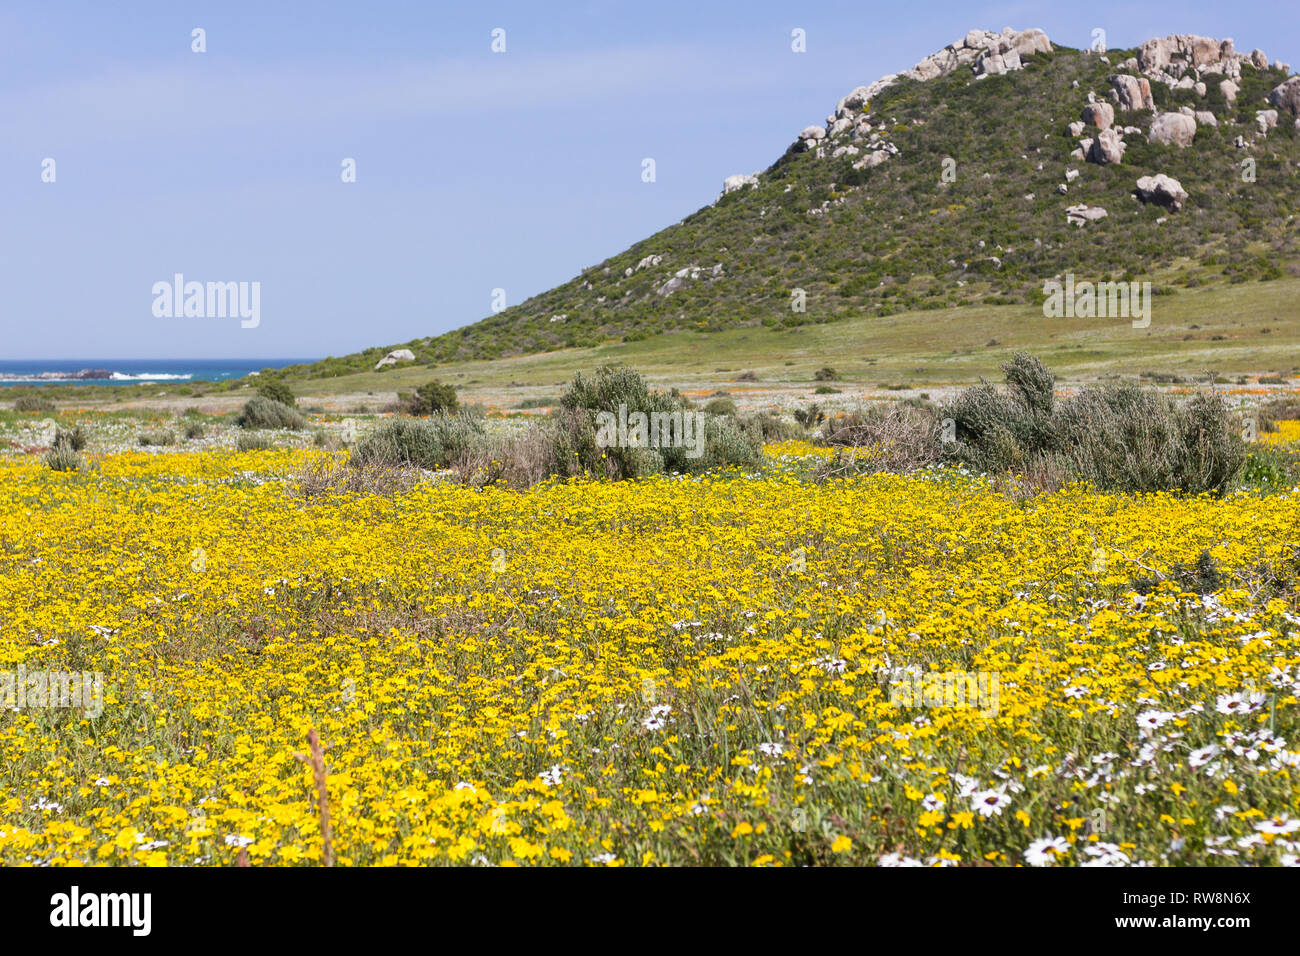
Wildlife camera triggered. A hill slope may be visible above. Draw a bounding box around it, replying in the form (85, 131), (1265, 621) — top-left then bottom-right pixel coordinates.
(286, 28), (1300, 380)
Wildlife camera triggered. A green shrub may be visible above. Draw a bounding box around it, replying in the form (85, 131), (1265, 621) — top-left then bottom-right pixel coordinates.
(813, 367), (840, 382)
(795, 403), (826, 429)
(236, 433), (275, 452)
(942, 354), (1245, 495)
(741, 412), (804, 442)
(257, 379), (296, 407)
(704, 397), (739, 416)
(183, 421), (206, 440)
(351, 413), (484, 470)
(14, 395), (55, 413)
(138, 429), (176, 447)
(236, 396), (306, 430)
(406, 381), (459, 416)
(555, 365), (762, 480)
(53, 427), (87, 451)
(44, 445), (83, 471)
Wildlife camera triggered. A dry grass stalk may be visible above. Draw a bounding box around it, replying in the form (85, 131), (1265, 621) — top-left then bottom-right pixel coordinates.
(294, 728), (335, 867)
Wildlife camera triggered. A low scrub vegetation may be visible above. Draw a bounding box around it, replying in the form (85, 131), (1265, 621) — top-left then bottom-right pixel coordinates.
(942, 354), (1245, 496)
(351, 413), (484, 471)
(235, 433), (277, 452)
(42, 444), (83, 471)
(346, 366), (762, 488)
(137, 429), (177, 447)
(13, 395), (55, 413)
(236, 396), (306, 430)
(256, 379), (296, 407)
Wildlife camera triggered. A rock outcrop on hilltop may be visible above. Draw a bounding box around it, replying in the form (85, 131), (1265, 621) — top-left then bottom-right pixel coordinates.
(722, 27), (1298, 200)
(789, 27), (1053, 171)
(1124, 35), (1288, 84)
(1271, 77), (1300, 118)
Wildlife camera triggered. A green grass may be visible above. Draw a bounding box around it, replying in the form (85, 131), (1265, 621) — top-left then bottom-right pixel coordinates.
(287, 277), (1300, 395)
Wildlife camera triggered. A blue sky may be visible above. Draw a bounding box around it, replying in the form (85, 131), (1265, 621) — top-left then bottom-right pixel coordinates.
(2, 0), (1295, 359)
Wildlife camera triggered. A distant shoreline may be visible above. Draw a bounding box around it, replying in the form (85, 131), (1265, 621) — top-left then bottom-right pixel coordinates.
(0, 359), (318, 387)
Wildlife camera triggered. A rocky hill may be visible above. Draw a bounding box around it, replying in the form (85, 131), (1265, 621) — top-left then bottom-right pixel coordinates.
(286, 28), (1300, 379)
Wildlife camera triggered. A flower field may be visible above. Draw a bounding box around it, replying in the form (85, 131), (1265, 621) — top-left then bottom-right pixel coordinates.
(2, 444), (1299, 867)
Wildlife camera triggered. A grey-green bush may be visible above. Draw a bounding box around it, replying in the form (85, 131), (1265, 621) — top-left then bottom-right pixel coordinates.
(236, 433), (276, 452)
(351, 413), (484, 470)
(557, 365), (761, 480)
(943, 354), (1245, 495)
(236, 396), (306, 430)
(14, 395), (55, 413)
(44, 445), (83, 471)
(138, 429), (176, 447)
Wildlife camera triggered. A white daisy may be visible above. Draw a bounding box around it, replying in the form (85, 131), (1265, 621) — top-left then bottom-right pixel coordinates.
(1024, 836), (1070, 867)
(972, 788), (1012, 818)
(1255, 817), (1300, 835)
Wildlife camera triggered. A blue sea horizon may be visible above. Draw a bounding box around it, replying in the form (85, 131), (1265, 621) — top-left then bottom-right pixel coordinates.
(0, 359), (319, 386)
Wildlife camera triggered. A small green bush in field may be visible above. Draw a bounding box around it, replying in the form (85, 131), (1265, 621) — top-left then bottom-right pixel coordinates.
(406, 381), (459, 416)
(236, 396), (306, 430)
(236, 433), (276, 452)
(138, 429), (176, 447)
(351, 413), (484, 470)
(257, 379), (296, 407)
(14, 395), (55, 413)
(555, 365), (762, 480)
(44, 445), (83, 471)
(53, 427), (87, 451)
(942, 354), (1245, 495)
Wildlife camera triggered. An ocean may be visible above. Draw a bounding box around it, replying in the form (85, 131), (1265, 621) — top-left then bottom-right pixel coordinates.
(0, 359), (318, 386)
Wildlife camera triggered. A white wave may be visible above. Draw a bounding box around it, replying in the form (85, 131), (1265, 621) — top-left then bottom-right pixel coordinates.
(108, 372), (194, 381)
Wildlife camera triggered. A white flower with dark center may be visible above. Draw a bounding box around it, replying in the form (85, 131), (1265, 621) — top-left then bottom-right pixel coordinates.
(1024, 837), (1070, 867)
(1136, 710), (1175, 735)
(1256, 817), (1300, 835)
(953, 774), (980, 798)
(878, 853), (924, 867)
(1216, 691), (1265, 716)
(1188, 744), (1220, 769)
(1081, 842), (1130, 867)
(539, 764), (565, 787)
(972, 789), (1011, 818)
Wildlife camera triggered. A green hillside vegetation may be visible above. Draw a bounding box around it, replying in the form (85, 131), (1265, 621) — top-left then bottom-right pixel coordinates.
(276, 42), (1297, 380)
